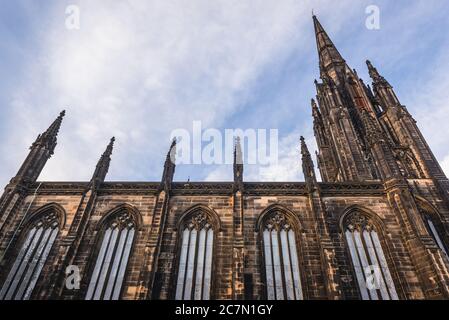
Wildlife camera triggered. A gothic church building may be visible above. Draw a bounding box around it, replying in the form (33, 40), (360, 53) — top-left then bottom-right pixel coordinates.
(1, 16), (449, 300)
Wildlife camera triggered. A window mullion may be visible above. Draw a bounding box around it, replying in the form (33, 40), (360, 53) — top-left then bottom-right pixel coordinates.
(175, 228), (190, 300)
(345, 230), (370, 300)
(93, 227), (119, 300)
(112, 228), (135, 300)
(190, 228), (201, 300)
(200, 228), (209, 299)
(0, 227), (37, 300)
(202, 229), (214, 300)
(183, 229), (197, 300)
(280, 229), (295, 300)
(194, 228), (206, 300)
(14, 227), (52, 300)
(103, 228), (128, 300)
(86, 228), (112, 300)
(287, 230), (303, 300)
(362, 230), (390, 300)
(22, 227), (58, 300)
(353, 230), (378, 300)
(370, 231), (399, 300)
(5, 227), (44, 300)
(271, 229), (284, 300)
(276, 229), (288, 300)
(263, 230), (275, 300)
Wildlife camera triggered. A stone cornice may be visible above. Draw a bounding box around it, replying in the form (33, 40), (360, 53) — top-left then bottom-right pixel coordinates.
(320, 182), (385, 196)
(26, 181), (385, 196)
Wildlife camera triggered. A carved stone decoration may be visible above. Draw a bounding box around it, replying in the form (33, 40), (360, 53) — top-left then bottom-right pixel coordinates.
(109, 211), (136, 230)
(392, 147), (425, 179)
(32, 211), (59, 230)
(264, 212), (292, 231)
(182, 211), (212, 231)
(345, 212), (373, 232)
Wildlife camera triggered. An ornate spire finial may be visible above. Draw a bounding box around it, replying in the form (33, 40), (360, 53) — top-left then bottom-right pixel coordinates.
(161, 139), (177, 192)
(234, 136), (243, 165)
(234, 136), (244, 192)
(90, 137), (115, 189)
(300, 136), (310, 157)
(167, 137), (177, 164)
(300, 136), (318, 191)
(311, 98), (320, 115)
(33, 110), (66, 155)
(366, 59), (391, 87)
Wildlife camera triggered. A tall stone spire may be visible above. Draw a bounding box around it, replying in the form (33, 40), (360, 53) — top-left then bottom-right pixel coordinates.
(12, 110), (66, 184)
(90, 137), (115, 190)
(313, 15), (346, 80)
(161, 139), (177, 192)
(233, 137), (244, 192)
(301, 136), (318, 192)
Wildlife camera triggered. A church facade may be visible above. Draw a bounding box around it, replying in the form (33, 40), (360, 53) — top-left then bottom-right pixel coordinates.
(1, 16), (449, 300)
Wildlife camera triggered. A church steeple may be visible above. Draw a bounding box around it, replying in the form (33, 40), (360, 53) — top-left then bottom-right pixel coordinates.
(90, 137), (115, 190)
(233, 137), (244, 192)
(313, 15), (346, 82)
(12, 110), (65, 184)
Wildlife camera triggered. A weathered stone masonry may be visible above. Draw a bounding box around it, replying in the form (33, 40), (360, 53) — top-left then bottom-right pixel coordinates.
(0, 16), (449, 300)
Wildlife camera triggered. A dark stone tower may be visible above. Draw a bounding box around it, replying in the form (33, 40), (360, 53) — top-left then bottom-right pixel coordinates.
(311, 15), (449, 299)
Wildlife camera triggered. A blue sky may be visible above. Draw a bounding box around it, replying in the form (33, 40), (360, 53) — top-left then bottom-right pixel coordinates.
(1, 0), (449, 186)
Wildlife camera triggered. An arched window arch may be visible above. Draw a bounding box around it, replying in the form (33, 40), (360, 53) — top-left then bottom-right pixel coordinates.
(0, 204), (64, 300)
(257, 206), (304, 300)
(394, 149), (425, 179)
(85, 205), (140, 300)
(174, 205), (219, 300)
(342, 210), (398, 300)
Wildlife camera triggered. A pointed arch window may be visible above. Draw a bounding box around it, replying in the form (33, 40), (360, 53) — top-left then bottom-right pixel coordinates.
(416, 202), (449, 261)
(0, 210), (60, 300)
(425, 217), (449, 260)
(262, 212), (303, 300)
(175, 211), (214, 300)
(85, 210), (136, 300)
(344, 212), (399, 300)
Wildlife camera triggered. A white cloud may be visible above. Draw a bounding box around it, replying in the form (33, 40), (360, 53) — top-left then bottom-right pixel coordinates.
(405, 43), (449, 177)
(2, 0), (316, 184)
